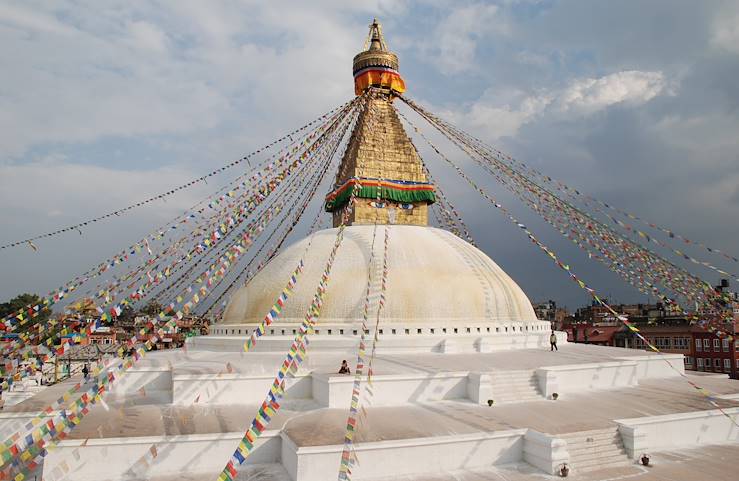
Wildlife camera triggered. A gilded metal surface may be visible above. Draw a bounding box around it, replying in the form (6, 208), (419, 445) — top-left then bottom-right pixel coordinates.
(333, 91), (432, 227)
(353, 18), (400, 74)
(353, 50), (399, 74)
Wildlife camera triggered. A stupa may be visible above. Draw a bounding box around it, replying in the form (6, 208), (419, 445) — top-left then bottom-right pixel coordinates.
(4, 19), (738, 481)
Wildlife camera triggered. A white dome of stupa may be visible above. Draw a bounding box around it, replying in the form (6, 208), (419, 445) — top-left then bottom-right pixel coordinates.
(221, 225), (538, 326)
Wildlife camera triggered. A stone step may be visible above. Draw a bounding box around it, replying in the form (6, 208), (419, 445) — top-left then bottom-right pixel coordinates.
(572, 453), (632, 471)
(492, 386), (539, 396)
(566, 433), (622, 445)
(569, 445), (628, 458)
(564, 435), (621, 448)
(489, 378), (539, 387)
(489, 377), (538, 385)
(568, 443), (625, 456)
(489, 393), (543, 400)
(559, 429), (620, 441)
(489, 382), (539, 390)
(488, 395), (544, 404)
(490, 381), (538, 388)
(488, 372), (537, 378)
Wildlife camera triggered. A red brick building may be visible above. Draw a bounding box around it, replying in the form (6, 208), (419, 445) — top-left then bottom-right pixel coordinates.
(691, 326), (739, 379)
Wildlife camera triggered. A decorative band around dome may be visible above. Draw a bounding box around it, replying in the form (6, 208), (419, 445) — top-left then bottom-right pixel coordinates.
(325, 177), (435, 212)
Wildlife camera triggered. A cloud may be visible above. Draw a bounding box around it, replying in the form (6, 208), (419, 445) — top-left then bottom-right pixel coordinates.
(428, 3), (504, 74)
(1, 0), (738, 310)
(448, 70), (666, 140)
(557, 71), (666, 113)
(711, 5), (739, 54)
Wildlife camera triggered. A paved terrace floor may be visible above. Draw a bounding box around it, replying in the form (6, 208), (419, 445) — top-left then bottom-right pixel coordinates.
(131, 342), (691, 376)
(139, 443), (739, 481)
(62, 374), (739, 441)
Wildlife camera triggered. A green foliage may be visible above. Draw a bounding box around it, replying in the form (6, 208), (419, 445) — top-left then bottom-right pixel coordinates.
(140, 300), (163, 317)
(0, 293), (51, 331)
(115, 305), (136, 325)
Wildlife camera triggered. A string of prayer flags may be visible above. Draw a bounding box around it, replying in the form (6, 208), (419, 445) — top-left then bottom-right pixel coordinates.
(217, 128), (369, 480)
(0, 99), (354, 251)
(397, 98), (739, 429)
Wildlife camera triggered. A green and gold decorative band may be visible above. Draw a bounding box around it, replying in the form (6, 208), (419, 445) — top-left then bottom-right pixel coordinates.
(325, 177), (435, 212)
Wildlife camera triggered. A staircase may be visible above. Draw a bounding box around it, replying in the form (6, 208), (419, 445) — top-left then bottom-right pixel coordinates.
(561, 427), (631, 472)
(488, 369), (543, 403)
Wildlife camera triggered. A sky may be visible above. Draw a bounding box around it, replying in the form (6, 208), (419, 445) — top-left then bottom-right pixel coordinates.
(1, 0), (738, 311)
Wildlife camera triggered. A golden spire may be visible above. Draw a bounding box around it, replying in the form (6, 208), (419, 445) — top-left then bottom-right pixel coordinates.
(323, 21), (434, 227)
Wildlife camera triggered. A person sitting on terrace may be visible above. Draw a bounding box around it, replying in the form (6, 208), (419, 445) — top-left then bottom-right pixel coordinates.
(338, 360), (351, 375)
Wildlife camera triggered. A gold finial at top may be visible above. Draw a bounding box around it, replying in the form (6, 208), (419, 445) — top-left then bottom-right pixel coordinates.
(364, 18), (388, 51)
(354, 18), (399, 75)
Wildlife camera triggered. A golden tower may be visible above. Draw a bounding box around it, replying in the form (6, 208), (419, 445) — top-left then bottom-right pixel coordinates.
(324, 19), (435, 227)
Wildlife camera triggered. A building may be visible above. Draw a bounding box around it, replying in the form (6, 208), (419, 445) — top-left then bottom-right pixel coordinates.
(692, 325), (739, 378)
(533, 300), (570, 328)
(6, 20), (739, 481)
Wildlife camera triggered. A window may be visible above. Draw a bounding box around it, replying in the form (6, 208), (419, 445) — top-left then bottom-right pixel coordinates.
(736, 359), (739, 369)
(496, 327), (500, 333)
(404, 329), (410, 334)
(466, 328), (471, 333)
(454, 328), (458, 334)
(379, 329), (383, 335)
(391, 329), (396, 334)
(486, 327), (490, 332)
(327, 330), (332, 335)
(724, 358), (731, 370)
(697, 358), (704, 369)
(695, 339), (702, 352)
(674, 337), (689, 350)
(353, 330), (358, 335)
(339, 329), (344, 335)
(714, 358), (721, 369)
(706, 358), (712, 370)
(417, 329), (422, 334)
(430, 328), (435, 334)
(477, 327), (481, 333)
(281, 329), (285, 335)
(704, 339), (710, 350)
(713, 339), (720, 352)
(722, 339), (730, 352)
(685, 356), (693, 367)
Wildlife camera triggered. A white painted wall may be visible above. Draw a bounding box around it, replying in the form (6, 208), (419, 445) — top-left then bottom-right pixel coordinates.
(523, 430), (568, 475)
(617, 408), (739, 458)
(615, 354), (685, 379)
(43, 431), (281, 481)
(536, 361), (639, 398)
(106, 367), (172, 404)
(0, 411), (56, 441)
(311, 372), (468, 408)
(172, 373), (311, 405)
(286, 430), (527, 481)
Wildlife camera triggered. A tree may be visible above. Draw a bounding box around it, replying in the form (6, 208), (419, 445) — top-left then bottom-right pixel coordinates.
(140, 300), (163, 317)
(114, 305), (136, 326)
(0, 293), (51, 332)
